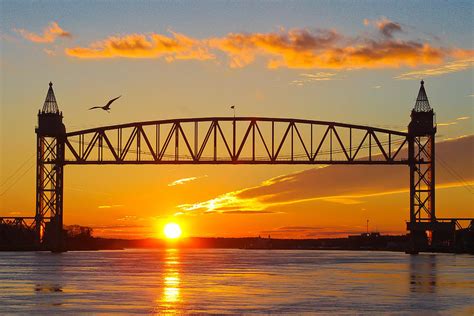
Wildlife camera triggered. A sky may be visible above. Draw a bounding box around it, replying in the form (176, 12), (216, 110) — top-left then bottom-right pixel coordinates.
(1, 0), (473, 239)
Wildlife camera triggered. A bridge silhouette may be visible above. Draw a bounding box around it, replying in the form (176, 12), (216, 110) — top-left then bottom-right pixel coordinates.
(1, 81), (472, 252)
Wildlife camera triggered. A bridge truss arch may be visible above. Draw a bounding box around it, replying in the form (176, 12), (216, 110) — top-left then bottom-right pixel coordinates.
(64, 117), (409, 165)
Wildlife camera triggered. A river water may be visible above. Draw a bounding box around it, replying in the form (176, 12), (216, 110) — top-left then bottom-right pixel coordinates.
(0, 249), (473, 314)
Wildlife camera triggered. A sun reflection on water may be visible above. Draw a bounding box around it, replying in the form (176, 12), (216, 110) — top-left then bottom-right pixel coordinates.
(158, 249), (181, 312)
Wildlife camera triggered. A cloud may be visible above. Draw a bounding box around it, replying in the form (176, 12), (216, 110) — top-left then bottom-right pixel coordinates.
(65, 31), (214, 61)
(98, 204), (124, 209)
(176, 192), (268, 215)
(437, 116), (470, 127)
(291, 72), (338, 85)
(0, 31), (19, 42)
(43, 48), (56, 56)
(208, 28), (343, 68)
(168, 175), (208, 187)
(374, 18), (403, 38)
(176, 136), (474, 215)
(116, 215), (138, 221)
(15, 22), (71, 43)
(210, 27), (456, 69)
(437, 121), (458, 127)
(64, 19), (472, 70)
(373, 85), (382, 89)
(395, 58), (474, 79)
(218, 210), (278, 214)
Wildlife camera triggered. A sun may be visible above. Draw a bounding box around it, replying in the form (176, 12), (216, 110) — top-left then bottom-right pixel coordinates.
(164, 223), (182, 239)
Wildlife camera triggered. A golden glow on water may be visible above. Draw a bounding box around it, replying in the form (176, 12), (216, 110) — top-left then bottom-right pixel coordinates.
(160, 249), (181, 311)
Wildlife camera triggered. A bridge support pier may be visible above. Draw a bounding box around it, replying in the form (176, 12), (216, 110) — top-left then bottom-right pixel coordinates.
(35, 82), (66, 252)
(406, 80), (438, 254)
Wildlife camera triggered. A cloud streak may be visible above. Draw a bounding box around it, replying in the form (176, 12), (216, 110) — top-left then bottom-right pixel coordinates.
(395, 58), (474, 79)
(15, 22), (71, 43)
(64, 18), (472, 71)
(98, 204), (124, 209)
(437, 116), (470, 127)
(291, 72), (338, 85)
(168, 175), (208, 187)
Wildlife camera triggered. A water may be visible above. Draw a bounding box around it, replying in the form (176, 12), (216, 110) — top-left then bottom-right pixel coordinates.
(0, 249), (473, 314)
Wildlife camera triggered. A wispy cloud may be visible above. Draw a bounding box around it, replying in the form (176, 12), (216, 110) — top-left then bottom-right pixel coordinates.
(0, 31), (19, 42)
(176, 192), (268, 215)
(395, 58), (474, 80)
(291, 72), (338, 85)
(373, 85), (382, 89)
(64, 18), (472, 70)
(98, 204), (124, 209)
(168, 175), (208, 187)
(437, 121), (458, 127)
(116, 215), (138, 221)
(438, 116), (471, 127)
(15, 21), (71, 43)
(43, 48), (56, 56)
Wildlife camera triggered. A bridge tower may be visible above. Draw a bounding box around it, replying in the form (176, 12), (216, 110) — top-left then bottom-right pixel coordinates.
(35, 82), (66, 252)
(407, 80), (438, 252)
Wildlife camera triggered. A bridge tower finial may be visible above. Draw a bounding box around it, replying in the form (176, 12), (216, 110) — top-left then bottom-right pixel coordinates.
(413, 79), (431, 112)
(42, 81), (60, 114)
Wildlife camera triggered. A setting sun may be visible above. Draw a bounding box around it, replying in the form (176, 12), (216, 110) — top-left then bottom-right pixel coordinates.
(164, 223), (182, 239)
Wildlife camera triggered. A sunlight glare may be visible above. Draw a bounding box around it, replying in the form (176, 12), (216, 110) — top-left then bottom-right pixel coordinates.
(164, 223), (182, 239)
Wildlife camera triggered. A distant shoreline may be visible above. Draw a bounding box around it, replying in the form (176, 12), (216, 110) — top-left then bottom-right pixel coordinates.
(2, 233), (473, 254)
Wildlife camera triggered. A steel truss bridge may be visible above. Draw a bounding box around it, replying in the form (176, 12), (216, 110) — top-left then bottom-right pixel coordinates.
(1, 81), (472, 252)
(64, 118), (409, 165)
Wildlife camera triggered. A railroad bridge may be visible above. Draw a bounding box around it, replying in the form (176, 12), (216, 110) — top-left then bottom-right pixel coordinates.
(1, 81), (472, 252)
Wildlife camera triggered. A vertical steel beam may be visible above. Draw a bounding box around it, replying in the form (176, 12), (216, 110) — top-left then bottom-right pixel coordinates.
(408, 135), (415, 224)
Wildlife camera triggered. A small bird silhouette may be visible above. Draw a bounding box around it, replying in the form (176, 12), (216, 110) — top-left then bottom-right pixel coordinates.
(89, 96), (121, 112)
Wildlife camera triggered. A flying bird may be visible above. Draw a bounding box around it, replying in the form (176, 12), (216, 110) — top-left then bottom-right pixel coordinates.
(89, 96), (121, 112)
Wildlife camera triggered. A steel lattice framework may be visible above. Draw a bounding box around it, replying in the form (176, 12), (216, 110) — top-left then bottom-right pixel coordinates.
(36, 136), (64, 245)
(409, 136), (435, 222)
(0, 217), (36, 230)
(63, 118), (409, 165)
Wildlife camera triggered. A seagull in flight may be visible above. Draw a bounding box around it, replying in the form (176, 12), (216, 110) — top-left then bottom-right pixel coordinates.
(89, 96), (121, 112)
